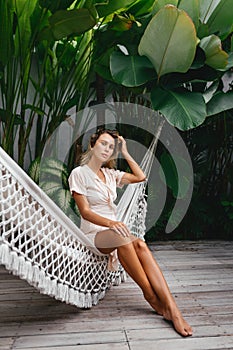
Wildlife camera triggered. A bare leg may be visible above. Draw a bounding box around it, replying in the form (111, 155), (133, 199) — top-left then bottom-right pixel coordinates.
(132, 239), (193, 336)
(95, 230), (162, 313)
(95, 231), (192, 336)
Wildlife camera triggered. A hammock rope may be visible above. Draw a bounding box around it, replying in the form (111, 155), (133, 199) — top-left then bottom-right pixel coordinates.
(0, 121), (162, 308)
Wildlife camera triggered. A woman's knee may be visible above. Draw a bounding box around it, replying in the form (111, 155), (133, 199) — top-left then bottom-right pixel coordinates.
(95, 229), (132, 250)
(133, 239), (148, 253)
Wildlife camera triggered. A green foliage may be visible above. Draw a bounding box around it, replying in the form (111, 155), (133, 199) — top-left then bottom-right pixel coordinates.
(0, 0), (98, 166)
(221, 201), (233, 234)
(28, 157), (80, 225)
(178, 0), (199, 30)
(207, 90), (233, 116)
(138, 5), (197, 78)
(205, 0), (233, 40)
(106, 0), (233, 131)
(159, 152), (191, 198)
(153, 0), (178, 13)
(40, 8), (96, 40)
(1, 0), (233, 239)
(96, 0), (138, 17)
(151, 87), (206, 130)
(199, 35), (228, 69)
(28, 157), (41, 184)
(110, 50), (155, 86)
(39, 0), (75, 12)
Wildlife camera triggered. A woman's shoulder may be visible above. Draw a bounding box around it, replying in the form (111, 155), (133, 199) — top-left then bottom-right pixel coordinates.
(101, 167), (117, 174)
(102, 167), (125, 178)
(69, 165), (88, 178)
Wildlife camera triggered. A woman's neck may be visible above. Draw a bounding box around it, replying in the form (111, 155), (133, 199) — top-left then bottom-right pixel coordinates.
(87, 158), (102, 174)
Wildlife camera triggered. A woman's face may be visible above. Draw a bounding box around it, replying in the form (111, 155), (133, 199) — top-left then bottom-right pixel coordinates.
(92, 132), (116, 163)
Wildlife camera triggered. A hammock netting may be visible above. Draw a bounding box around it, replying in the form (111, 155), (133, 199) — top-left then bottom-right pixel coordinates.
(0, 124), (161, 308)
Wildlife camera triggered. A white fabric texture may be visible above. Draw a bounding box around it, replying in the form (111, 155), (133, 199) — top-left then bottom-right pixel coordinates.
(69, 165), (126, 271)
(69, 165), (125, 242)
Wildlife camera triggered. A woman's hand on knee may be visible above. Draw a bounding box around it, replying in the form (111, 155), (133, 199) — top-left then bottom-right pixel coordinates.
(109, 221), (131, 237)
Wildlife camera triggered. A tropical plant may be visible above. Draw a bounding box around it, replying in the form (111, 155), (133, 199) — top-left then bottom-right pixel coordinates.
(96, 0), (233, 130)
(28, 156), (80, 224)
(0, 0), (99, 167)
(1, 0), (233, 239)
(92, 0), (233, 239)
(0, 0), (144, 211)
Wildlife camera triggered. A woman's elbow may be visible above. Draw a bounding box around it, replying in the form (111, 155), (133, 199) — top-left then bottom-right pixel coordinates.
(138, 174), (146, 182)
(135, 171), (147, 182)
(131, 175), (147, 184)
(77, 207), (91, 221)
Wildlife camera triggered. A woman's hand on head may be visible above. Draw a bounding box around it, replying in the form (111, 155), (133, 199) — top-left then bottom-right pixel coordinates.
(109, 221), (131, 237)
(118, 136), (128, 155)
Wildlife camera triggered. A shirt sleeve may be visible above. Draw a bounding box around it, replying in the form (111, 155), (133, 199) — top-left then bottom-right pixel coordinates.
(105, 168), (125, 188)
(68, 167), (87, 196)
(115, 169), (126, 188)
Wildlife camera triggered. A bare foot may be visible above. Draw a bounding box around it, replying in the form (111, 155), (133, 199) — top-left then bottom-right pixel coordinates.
(163, 303), (193, 337)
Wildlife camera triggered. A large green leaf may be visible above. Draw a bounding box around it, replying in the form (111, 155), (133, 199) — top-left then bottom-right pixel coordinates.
(51, 188), (73, 213)
(152, 0), (178, 14)
(0, 2), (14, 65)
(96, 0), (138, 18)
(203, 80), (219, 103)
(207, 0), (233, 39)
(14, 0), (38, 56)
(129, 0), (157, 17)
(40, 181), (61, 197)
(160, 152), (191, 199)
(138, 5), (197, 79)
(160, 65), (219, 90)
(110, 50), (155, 86)
(178, 0), (199, 30)
(199, 35), (228, 69)
(151, 86), (206, 130)
(41, 9), (96, 40)
(95, 48), (115, 81)
(207, 91), (233, 116)
(40, 181), (76, 220)
(39, 0), (75, 13)
(28, 157), (41, 184)
(39, 158), (69, 189)
(199, 0), (221, 23)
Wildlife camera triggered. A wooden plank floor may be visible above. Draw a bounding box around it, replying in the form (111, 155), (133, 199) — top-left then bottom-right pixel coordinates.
(0, 240), (233, 350)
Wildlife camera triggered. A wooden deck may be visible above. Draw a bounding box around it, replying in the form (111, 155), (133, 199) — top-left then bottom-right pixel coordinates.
(0, 240), (233, 350)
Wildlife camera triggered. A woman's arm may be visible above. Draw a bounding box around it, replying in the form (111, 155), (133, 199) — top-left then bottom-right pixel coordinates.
(118, 136), (146, 185)
(73, 192), (130, 236)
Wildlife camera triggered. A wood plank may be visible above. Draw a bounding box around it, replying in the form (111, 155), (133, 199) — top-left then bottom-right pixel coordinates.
(130, 336), (233, 350)
(13, 345), (129, 350)
(0, 240), (233, 350)
(0, 338), (15, 350)
(13, 330), (127, 349)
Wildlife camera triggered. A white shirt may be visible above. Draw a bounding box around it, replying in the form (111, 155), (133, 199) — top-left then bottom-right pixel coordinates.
(68, 164), (125, 235)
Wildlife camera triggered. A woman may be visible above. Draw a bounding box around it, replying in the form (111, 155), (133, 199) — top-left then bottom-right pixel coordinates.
(68, 129), (193, 337)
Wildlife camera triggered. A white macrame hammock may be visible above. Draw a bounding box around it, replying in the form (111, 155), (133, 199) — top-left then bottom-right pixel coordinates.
(0, 123), (162, 308)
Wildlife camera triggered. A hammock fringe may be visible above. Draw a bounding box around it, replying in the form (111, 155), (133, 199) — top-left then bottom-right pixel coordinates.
(0, 243), (124, 308)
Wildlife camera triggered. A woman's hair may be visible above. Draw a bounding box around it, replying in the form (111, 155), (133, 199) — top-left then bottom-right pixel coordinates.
(79, 128), (119, 168)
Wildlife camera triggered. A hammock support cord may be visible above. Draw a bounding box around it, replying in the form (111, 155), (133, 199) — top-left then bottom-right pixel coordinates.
(0, 120), (163, 308)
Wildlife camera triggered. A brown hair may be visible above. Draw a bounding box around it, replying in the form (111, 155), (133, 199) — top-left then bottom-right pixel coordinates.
(80, 129), (119, 168)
